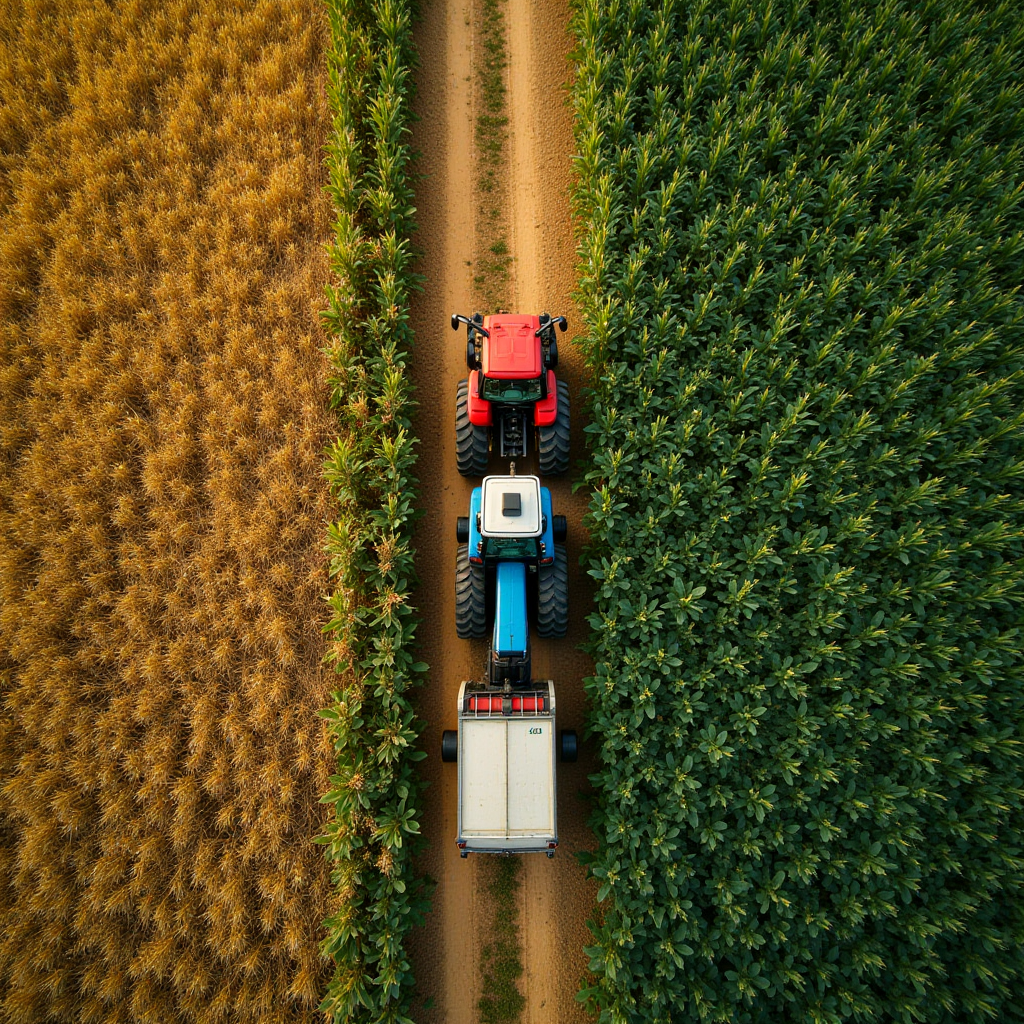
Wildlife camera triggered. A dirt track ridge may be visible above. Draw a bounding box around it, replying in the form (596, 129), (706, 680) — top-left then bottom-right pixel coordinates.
(407, 0), (596, 1019)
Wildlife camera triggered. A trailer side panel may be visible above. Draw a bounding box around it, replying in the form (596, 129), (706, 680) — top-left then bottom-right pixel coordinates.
(460, 719), (508, 835)
(506, 718), (555, 836)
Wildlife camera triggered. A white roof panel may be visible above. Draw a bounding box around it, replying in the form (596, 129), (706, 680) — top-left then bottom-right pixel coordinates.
(480, 475), (542, 537)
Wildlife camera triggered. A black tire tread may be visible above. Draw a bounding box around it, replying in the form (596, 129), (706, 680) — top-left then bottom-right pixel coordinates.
(441, 730), (459, 763)
(536, 543), (568, 638)
(537, 378), (570, 475)
(560, 729), (578, 763)
(456, 378), (489, 477)
(455, 547), (487, 639)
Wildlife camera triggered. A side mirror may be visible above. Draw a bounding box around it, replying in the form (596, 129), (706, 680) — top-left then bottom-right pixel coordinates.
(536, 315), (568, 339)
(451, 313), (460, 331)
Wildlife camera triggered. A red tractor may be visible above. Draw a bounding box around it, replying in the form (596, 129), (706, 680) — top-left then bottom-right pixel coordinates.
(451, 312), (570, 476)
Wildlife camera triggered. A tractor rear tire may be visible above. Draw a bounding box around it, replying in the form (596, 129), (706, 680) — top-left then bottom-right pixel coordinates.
(536, 543), (568, 638)
(455, 547), (487, 639)
(456, 378), (489, 477)
(538, 378), (570, 476)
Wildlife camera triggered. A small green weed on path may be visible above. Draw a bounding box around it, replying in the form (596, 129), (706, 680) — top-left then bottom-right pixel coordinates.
(473, 0), (512, 307)
(478, 858), (527, 1024)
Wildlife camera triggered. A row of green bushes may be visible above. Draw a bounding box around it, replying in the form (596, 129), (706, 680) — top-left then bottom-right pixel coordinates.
(317, 2), (428, 1021)
(571, 0), (1024, 1021)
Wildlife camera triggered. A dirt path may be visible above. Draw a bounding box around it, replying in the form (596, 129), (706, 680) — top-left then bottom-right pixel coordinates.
(408, 0), (596, 1019)
(407, 2), (484, 1020)
(505, 0), (597, 1020)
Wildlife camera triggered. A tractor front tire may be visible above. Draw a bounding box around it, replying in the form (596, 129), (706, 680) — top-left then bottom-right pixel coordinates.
(536, 543), (568, 638)
(538, 378), (570, 475)
(456, 378), (489, 477)
(455, 547), (487, 639)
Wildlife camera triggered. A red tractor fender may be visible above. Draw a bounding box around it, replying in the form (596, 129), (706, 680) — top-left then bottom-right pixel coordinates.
(534, 371), (559, 426)
(468, 370), (493, 426)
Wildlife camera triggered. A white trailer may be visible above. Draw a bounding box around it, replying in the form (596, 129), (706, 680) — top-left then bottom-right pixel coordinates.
(442, 680), (576, 857)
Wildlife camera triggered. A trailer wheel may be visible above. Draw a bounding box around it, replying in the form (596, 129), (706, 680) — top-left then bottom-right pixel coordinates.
(536, 543), (568, 639)
(560, 729), (578, 763)
(455, 547), (487, 639)
(456, 378), (489, 477)
(441, 730), (458, 763)
(537, 378), (570, 475)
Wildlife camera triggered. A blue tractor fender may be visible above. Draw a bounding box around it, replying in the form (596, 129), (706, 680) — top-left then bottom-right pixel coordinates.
(468, 486), (483, 562)
(540, 487), (555, 564)
(493, 561), (529, 657)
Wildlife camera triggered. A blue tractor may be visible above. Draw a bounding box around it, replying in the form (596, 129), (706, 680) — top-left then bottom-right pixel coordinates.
(454, 472), (569, 685)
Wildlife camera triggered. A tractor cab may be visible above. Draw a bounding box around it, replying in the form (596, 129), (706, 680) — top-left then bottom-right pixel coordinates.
(479, 315), (545, 398)
(472, 473), (554, 566)
(454, 471), (568, 666)
(452, 312), (570, 474)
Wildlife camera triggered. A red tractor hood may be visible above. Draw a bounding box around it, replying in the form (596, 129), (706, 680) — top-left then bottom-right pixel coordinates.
(482, 315), (542, 379)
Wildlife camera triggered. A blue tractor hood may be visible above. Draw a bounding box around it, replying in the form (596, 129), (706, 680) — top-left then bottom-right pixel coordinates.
(493, 561), (528, 657)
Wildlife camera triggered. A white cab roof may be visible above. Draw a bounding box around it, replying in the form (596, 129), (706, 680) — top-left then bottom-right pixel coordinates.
(480, 475), (542, 537)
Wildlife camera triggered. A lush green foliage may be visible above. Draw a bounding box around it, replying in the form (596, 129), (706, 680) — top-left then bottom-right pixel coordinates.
(316, 1), (429, 1021)
(571, 0), (1024, 1020)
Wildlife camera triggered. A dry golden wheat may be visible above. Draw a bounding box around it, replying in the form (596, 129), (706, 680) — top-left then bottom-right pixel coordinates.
(0, 1), (337, 1020)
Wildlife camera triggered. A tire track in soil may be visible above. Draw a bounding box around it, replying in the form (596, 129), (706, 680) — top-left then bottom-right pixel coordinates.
(408, 0), (596, 1019)
(506, 0), (597, 1020)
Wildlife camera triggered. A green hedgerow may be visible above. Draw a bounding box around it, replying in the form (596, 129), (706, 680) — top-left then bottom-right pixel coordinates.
(317, 1), (430, 1022)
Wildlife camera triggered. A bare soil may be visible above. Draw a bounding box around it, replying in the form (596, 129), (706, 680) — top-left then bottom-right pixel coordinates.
(407, 0), (597, 1018)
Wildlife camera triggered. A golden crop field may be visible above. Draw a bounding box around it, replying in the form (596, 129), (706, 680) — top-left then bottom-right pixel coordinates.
(0, 1), (338, 1020)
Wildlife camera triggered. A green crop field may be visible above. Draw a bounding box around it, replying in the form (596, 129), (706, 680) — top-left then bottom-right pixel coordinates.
(571, 0), (1024, 1021)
